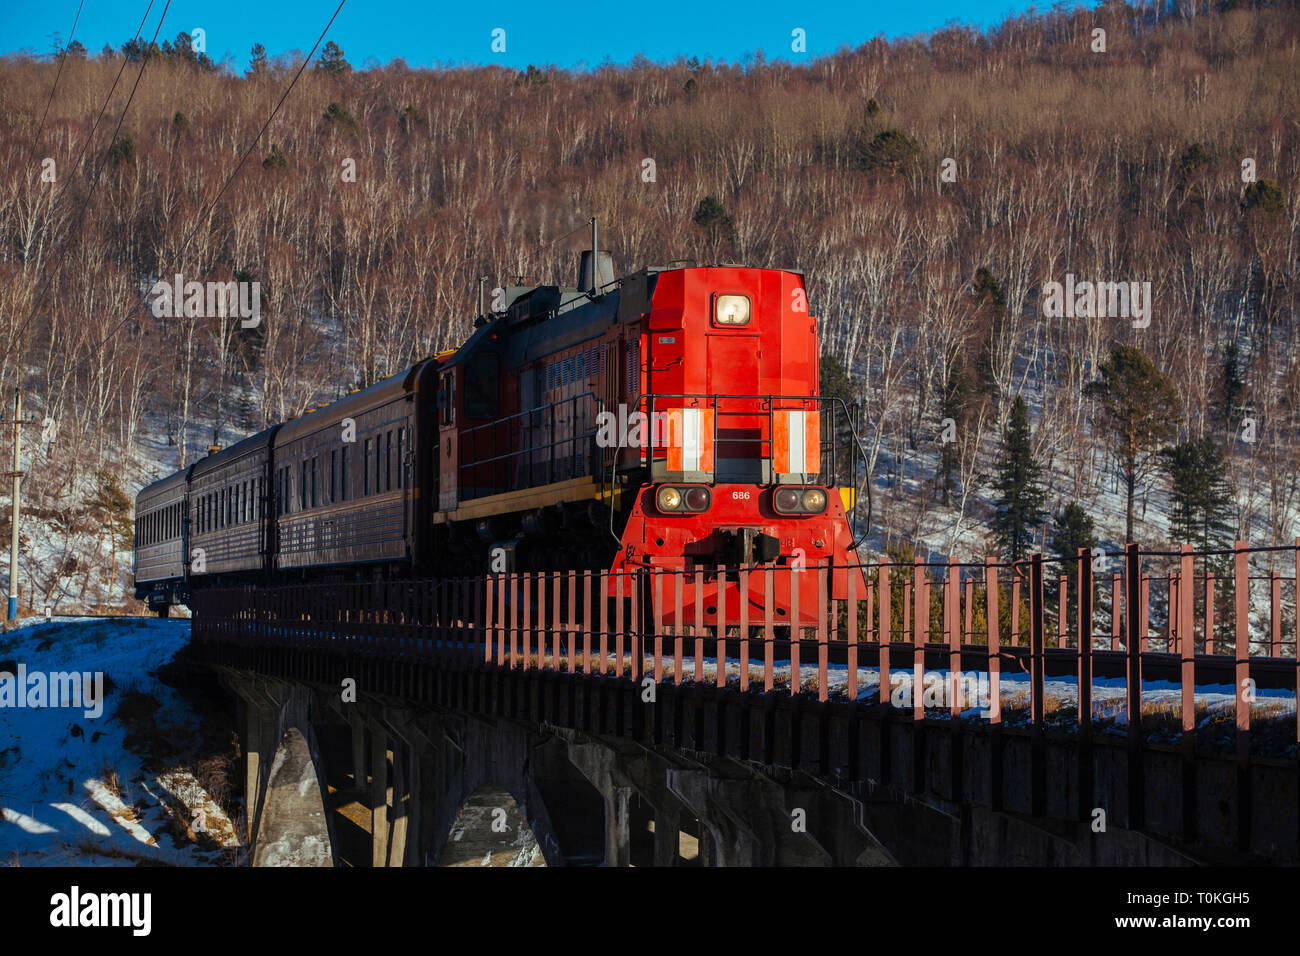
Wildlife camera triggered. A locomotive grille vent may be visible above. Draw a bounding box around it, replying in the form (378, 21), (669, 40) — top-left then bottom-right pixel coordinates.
(626, 342), (639, 395)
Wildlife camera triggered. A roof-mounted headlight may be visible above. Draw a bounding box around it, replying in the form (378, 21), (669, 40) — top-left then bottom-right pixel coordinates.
(714, 294), (750, 326)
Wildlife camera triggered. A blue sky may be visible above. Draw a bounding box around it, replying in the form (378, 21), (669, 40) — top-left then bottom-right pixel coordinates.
(0, 0), (1082, 72)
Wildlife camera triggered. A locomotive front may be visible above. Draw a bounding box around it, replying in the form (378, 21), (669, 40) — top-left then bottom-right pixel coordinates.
(610, 266), (865, 625)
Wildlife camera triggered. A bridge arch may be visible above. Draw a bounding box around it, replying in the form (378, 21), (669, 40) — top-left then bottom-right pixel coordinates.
(437, 785), (545, 866)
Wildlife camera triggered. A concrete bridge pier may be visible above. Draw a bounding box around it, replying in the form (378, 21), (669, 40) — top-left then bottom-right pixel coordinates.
(562, 736), (697, 867)
(228, 675), (336, 867)
(218, 665), (909, 867)
(665, 758), (898, 866)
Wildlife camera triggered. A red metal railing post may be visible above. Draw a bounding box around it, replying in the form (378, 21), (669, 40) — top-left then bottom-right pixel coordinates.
(763, 566), (774, 693)
(1180, 545), (1195, 759)
(674, 570), (685, 684)
(1029, 553), (1045, 733)
(948, 557), (961, 721)
(536, 571), (547, 670)
(583, 570), (593, 674)
(1029, 551), (1046, 818)
(717, 566), (728, 691)
(738, 567), (750, 693)
(985, 558), (1000, 724)
(817, 563), (829, 702)
(846, 565), (858, 703)
(654, 571), (665, 685)
(1234, 539), (1252, 851)
(551, 572), (562, 671)
(790, 565), (801, 695)
(1077, 548), (1095, 822)
(693, 569), (705, 685)
(912, 558), (925, 723)
(522, 574), (533, 671)
(1235, 540), (1251, 756)
(878, 564), (890, 709)
(503, 572), (514, 667)
(568, 572), (577, 673)
(483, 574), (491, 665)
(615, 570), (625, 679)
(1077, 548), (1093, 740)
(630, 568), (641, 683)
(600, 570), (610, 675)
(1125, 542), (1144, 829)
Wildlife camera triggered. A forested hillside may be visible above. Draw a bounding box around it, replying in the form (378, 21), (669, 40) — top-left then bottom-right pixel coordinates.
(0, 1), (1296, 609)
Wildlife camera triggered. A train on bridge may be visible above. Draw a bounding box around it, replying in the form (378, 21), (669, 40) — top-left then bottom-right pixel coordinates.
(133, 248), (867, 624)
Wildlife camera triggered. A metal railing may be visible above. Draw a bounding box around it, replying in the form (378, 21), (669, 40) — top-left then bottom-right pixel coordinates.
(190, 539), (1300, 756)
(457, 391), (599, 498)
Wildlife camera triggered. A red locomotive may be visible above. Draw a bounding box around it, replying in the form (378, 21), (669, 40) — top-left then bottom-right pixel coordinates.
(134, 246), (866, 626)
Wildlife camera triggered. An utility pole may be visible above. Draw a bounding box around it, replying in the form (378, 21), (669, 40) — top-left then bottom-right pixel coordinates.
(7, 389), (21, 621)
(3, 389), (38, 622)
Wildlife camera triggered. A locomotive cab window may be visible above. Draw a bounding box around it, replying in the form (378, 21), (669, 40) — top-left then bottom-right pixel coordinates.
(464, 352), (499, 420)
(439, 370), (456, 426)
(712, 293), (751, 327)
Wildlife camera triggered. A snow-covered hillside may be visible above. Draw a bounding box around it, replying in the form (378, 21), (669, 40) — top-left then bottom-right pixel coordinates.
(0, 616), (240, 866)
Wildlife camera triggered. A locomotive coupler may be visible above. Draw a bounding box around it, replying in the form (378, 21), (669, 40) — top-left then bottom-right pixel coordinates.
(715, 527), (780, 566)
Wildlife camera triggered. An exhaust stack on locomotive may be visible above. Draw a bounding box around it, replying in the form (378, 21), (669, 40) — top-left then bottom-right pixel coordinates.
(133, 229), (866, 625)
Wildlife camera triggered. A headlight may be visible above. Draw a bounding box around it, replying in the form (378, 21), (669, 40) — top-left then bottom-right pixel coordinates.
(714, 294), (751, 326)
(773, 486), (828, 514)
(774, 488), (801, 513)
(684, 487), (710, 511)
(656, 486), (710, 513)
(801, 489), (827, 513)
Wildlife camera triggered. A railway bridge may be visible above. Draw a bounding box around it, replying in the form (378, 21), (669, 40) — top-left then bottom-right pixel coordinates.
(188, 541), (1300, 866)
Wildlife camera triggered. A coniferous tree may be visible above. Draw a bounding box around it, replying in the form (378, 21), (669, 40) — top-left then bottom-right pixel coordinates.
(819, 353), (855, 407)
(692, 195), (734, 243)
(1084, 346), (1181, 543)
(316, 41), (350, 76)
(82, 470), (134, 591)
(1160, 437), (1234, 550)
(1214, 340), (1246, 439)
(1051, 502), (1097, 559)
(992, 395), (1046, 561)
(247, 43), (269, 77)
